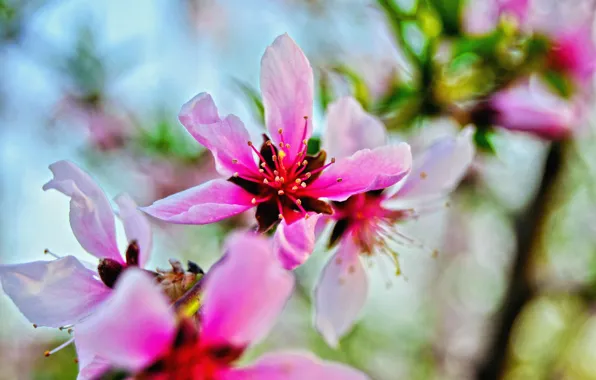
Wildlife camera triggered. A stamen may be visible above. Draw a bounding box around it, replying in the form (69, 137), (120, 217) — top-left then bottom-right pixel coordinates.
(292, 186), (298, 191)
(295, 178), (301, 184)
(44, 337), (75, 357)
(301, 182), (307, 188)
(232, 159), (238, 164)
(43, 249), (61, 259)
(263, 179), (269, 184)
(273, 170), (279, 176)
(306, 161), (335, 176)
(302, 160), (308, 166)
(233, 172), (239, 178)
(251, 198), (257, 204)
(337, 178), (343, 182)
(278, 190), (285, 195)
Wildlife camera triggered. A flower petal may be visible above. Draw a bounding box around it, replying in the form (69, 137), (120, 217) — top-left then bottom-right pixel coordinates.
(43, 161), (122, 262)
(76, 355), (110, 380)
(273, 215), (320, 270)
(0, 256), (110, 328)
(200, 232), (294, 348)
(393, 127), (475, 201)
(179, 93), (259, 177)
(114, 193), (152, 267)
(490, 79), (577, 139)
(261, 34), (314, 163)
(307, 144), (412, 201)
(324, 96), (387, 159)
(75, 269), (176, 372)
(314, 237), (367, 348)
(220, 352), (369, 380)
(140, 179), (255, 224)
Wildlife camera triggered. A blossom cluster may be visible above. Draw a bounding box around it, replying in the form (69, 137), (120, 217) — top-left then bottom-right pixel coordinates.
(1, 0), (595, 377)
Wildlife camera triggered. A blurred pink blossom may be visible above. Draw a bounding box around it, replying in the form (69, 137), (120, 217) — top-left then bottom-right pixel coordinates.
(464, 0), (529, 35)
(74, 233), (368, 380)
(488, 78), (579, 139)
(313, 97), (475, 347)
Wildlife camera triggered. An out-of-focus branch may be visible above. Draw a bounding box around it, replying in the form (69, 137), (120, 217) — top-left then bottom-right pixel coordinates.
(475, 142), (563, 380)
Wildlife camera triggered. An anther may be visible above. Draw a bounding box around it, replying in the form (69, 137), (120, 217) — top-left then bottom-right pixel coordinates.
(74, 358), (79, 364)
(263, 179), (269, 184)
(266, 140), (272, 146)
(303, 139), (308, 145)
(295, 178), (302, 184)
(331, 157), (336, 163)
(259, 169), (265, 173)
(296, 199), (302, 205)
(337, 178), (343, 182)
(272, 155), (277, 161)
(251, 198), (257, 205)
(278, 128), (283, 134)
(275, 176), (280, 182)
(33, 324), (38, 329)
(278, 190), (285, 195)
(302, 160), (308, 166)
(301, 183), (307, 188)
(44, 351), (50, 357)
(304, 172), (311, 179)
(305, 214), (310, 219)
(273, 170), (279, 175)
(232, 159), (238, 164)
(285, 143), (290, 149)
(261, 162), (267, 168)
(247, 141), (253, 146)
(292, 186), (298, 191)
(420, 171), (428, 179)
(278, 214), (283, 220)
(279, 142), (284, 148)
(233, 172), (239, 178)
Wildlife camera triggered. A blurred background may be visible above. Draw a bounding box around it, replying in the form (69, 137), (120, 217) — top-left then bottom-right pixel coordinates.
(1, 0), (596, 379)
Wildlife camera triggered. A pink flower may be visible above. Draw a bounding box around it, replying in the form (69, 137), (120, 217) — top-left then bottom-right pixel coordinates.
(0, 160), (152, 329)
(488, 78), (579, 139)
(141, 34), (411, 268)
(465, 0), (529, 35)
(313, 97), (475, 347)
(546, 25), (596, 85)
(74, 233), (368, 380)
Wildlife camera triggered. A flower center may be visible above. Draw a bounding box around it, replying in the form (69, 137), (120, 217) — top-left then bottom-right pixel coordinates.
(228, 124), (334, 232)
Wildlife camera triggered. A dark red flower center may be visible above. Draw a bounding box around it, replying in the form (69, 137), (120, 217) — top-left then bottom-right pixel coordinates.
(228, 128), (334, 232)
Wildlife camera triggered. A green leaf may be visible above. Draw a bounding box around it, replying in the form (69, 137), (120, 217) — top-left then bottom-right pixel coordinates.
(307, 136), (321, 155)
(331, 65), (371, 110)
(318, 70), (333, 113)
(473, 127), (496, 154)
(233, 79), (265, 126)
(427, 0), (462, 36)
(543, 70), (574, 98)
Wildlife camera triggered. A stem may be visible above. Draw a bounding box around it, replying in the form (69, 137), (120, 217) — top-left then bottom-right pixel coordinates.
(475, 142), (563, 380)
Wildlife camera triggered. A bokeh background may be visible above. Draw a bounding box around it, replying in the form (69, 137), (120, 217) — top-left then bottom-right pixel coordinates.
(1, 0), (596, 379)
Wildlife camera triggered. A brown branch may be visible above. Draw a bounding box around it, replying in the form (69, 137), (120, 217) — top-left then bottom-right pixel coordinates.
(475, 142), (563, 380)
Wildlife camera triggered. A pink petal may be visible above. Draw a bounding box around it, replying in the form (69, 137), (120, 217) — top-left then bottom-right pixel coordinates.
(393, 127), (475, 201)
(0, 256), (110, 328)
(200, 232), (294, 348)
(140, 179), (255, 224)
(314, 237), (367, 348)
(324, 96), (387, 159)
(114, 193), (152, 267)
(273, 215), (320, 270)
(307, 144), (412, 201)
(43, 161), (122, 262)
(75, 269), (176, 371)
(179, 93), (259, 177)
(76, 355), (110, 380)
(490, 79), (577, 139)
(220, 352), (369, 380)
(261, 34), (314, 164)
(550, 26), (596, 83)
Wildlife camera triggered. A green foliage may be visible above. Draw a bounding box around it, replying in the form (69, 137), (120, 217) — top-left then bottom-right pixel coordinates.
(426, 0), (461, 36)
(473, 127), (496, 154)
(330, 65), (371, 111)
(233, 79), (265, 126)
(307, 136), (321, 155)
(138, 117), (202, 161)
